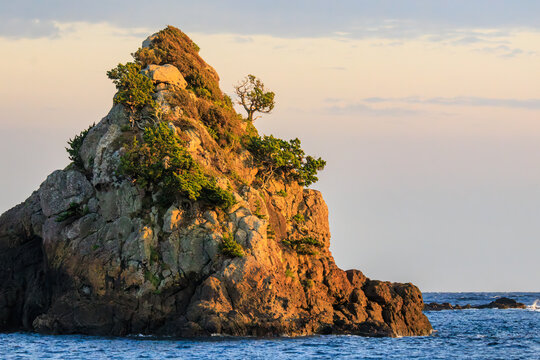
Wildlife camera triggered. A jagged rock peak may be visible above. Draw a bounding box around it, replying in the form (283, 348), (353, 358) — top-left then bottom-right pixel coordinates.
(0, 26), (432, 338)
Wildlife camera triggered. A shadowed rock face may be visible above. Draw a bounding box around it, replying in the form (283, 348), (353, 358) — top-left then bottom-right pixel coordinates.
(0, 26), (432, 338)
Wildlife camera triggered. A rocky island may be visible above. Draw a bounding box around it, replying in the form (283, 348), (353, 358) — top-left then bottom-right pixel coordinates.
(0, 26), (432, 338)
(424, 297), (527, 311)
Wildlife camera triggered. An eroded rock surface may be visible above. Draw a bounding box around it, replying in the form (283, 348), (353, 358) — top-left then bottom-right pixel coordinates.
(0, 26), (432, 338)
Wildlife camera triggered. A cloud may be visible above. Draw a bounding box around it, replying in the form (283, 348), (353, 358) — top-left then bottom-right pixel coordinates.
(2, 1), (540, 39)
(324, 100), (420, 117)
(473, 44), (530, 58)
(500, 48), (524, 58)
(452, 36), (486, 44)
(333, 31), (351, 36)
(370, 41), (404, 47)
(325, 66), (347, 71)
(233, 36), (254, 43)
(363, 96), (540, 109)
(0, 18), (60, 39)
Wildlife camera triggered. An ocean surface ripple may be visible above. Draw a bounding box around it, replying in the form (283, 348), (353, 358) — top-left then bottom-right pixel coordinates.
(0, 292), (538, 359)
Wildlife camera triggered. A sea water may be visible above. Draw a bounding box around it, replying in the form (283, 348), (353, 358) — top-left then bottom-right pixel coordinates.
(0, 292), (538, 359)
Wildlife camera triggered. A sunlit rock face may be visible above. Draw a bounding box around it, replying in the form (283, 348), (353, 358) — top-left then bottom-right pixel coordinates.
(0, 26), (432, 338)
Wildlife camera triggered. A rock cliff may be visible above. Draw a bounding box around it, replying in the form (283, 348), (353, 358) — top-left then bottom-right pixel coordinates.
(0, 26), (432, 338)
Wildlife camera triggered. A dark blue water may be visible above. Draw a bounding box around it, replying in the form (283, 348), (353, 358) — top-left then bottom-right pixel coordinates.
(0, 293), (538, 359)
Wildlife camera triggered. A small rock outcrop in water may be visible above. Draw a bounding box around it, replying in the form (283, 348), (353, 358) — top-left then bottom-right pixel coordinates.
(0, 26), (432, 338)
(424, 297), (526, 311)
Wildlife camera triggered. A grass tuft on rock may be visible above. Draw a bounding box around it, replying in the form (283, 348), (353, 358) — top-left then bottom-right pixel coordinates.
(220, 233), (245, 258)
(66, 124), (94, 169)
(281, 237), (323, 256)
(55, 202), (87, 222)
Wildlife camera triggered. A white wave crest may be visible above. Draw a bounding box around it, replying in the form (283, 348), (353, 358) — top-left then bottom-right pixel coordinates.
(527, 299), (540, 311)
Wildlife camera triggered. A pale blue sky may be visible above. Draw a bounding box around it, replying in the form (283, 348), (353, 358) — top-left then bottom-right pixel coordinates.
(1, 1), (539, 291)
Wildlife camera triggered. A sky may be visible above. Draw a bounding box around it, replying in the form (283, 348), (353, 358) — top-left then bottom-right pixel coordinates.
(1, 1), (539, 292)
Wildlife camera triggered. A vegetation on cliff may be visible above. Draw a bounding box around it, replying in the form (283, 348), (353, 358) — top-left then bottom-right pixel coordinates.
(234, 74), (275, 121)
(75, 25), (326, 214)
(247, 135), (326, 187)
(107, 62), (157, 126)
(66, 124), (94, 169)
(133, 26), (221, 101)
(120, 122), (235, 208)
(219, 233), (245, 258)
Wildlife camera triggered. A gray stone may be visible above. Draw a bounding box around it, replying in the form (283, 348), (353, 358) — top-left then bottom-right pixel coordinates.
(39, 170), (94, 217)
(203, 211), (219, 226)
(142, 33), (158, 48)
(96, 182), (142, 221)
(92, 124), (122, 186)
(178, 230), (210, 276)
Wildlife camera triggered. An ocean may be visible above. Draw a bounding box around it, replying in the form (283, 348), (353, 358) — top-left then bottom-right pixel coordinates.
(0, 292), (538, 359)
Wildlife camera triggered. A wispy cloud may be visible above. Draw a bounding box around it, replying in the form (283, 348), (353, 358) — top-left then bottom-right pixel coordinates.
(473, 44), (531, 58)
(324, 99), (420, 117)
(333, 31), (351, 36)
(233, 36), (254, 43)
(0, 18), (60, 39)
(363, 96), (540, 109)
(325, 66), (347, 71)
(3, 1), (540, 40)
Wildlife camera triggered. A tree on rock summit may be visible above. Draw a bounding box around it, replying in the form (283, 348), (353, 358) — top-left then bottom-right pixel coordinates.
(234, 74), (275, 121)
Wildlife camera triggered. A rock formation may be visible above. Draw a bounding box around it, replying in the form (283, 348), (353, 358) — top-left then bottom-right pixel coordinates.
(0, 26), (432, 338)
(424, 297), (526, 311)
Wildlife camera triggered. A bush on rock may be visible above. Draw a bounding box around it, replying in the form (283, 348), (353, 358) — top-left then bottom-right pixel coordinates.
(120, 122), (235, 209)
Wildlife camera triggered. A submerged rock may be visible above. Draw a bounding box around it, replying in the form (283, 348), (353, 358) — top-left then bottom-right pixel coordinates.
(0, 26), (432, 338)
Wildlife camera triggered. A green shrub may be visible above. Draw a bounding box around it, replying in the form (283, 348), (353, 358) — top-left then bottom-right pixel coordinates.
(191, 41), (200, 53)
(247, 135), (326, 187)
(191, 84), (212, 100)
(215, 94), (234, 110)
(120, 122), (235, 209)
(107, 62), (156, 124)
(66, 124), (94, 169)
(281, 237), (323, 255)
(220, 233), (245, 258)
(144, 270), (161, 288)
(275, 190), (287, 197)
(200, 184), (236, 209)
(149, 246), (160, 265)
(302, 279), (314, 289)
(267, 224), (275, 239)
(132, 47), (166, 67)
(292, 214), (305, 223)
(55, 202), (86, 222)
(253, 199), (266, 219)
(207, 127), (219, 140)
(285, 268), (295, 278)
